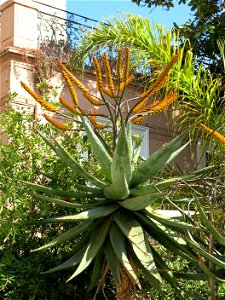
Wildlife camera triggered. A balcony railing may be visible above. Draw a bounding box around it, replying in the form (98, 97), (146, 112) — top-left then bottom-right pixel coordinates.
(36, 1), (109, 64)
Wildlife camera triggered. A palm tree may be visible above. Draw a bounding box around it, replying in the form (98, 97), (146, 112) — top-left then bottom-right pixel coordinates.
(71, 14), (224, 146)
(21, 49), (225, 299)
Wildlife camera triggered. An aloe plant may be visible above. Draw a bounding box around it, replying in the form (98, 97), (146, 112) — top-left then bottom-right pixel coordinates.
(21, 49), (225, 299)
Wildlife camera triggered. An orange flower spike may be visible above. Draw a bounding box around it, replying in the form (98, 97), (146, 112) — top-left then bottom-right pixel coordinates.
(126, 74), (134, 85)
(61, 70), (79, 106)
(199, 123), (225, 146)
(93, 56), (103, 92)
(140, 75), (168, 99)
(89, 109), (97, 120)
(118, 74), (135, 92)
(83, 93), (102, 106)
(59, 97), (77, 113)
(116, 49), (123, 81)
(89, 109), (105, 129)
(132, 115), (147, 124)
(21, 81), (57, 112)
(101, 87), (114, 98)
(43, 113), (70, 131)
(58, 61), (89, 93)
(122, 48), (130, 83)
(132, 97), (149, 113)
(142, 91), (178, 114)
(103, 52), (115, 95)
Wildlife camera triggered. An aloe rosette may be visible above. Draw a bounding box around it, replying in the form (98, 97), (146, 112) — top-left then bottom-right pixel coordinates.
(21, 49), (225, 299)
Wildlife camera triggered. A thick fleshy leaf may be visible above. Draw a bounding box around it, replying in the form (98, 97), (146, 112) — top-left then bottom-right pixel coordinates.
(81, 116), (112, 182)
(33, 221), (92, 251)
(111, 124), (132, 186)
(104, 170), (129, 200)
(114, 212), (162, 283)
(110, 224), (140, 285)
(130, 131), (188, 187)
(37, 130), (106, 188)
(127, 123), (133, 162)
(144, 207), (200, 232)
(32, 192), (94, 209)
(43, 246), (86, 274)
(197, 202), (225, 246)
(153, 209), (196, 219)
(130, 176), (194, 196)
(87, 252), (104, 292)
(104, 239), (121, 283)
(23, 181), (101, 198)
(166, 141), (190, 166)
(184, 232), (225, 269)
(135, 212), (197, 262)
(67, 219), (111, 281)
(42, 204), (119, 223)
(150, 246), (183, 297)
(119, 193), (162, 211)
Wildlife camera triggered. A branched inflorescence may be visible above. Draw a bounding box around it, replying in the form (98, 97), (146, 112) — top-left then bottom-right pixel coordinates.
(21, 48), (183, 139)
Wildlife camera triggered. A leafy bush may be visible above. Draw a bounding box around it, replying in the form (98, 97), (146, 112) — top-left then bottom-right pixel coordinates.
(0, 95), (105, 299)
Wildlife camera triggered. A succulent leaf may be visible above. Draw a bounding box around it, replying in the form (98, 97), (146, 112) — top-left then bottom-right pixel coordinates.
(130, 131), (188, 187)
(43, 246), (86, 274)
(144, 207), (200, 232)
(81, 116), (112, 182)
(111, 124), (132, 186)
(23, 181), (101, 198)
(32, 192), (95, 209)
(33, 221), (92, 252)
(42, 204), (119, 223)
(87, 252), (104, 292)
(114, 213), (162, 283)
(67, 219), (111, 281)
(197, 202), (225, 246)
(37, 130), (106, 188)
(110, 224), (140, 285)
(104, 170), (130, 200)
(119, 193), (162, 211)
(104, 239), (121, 283)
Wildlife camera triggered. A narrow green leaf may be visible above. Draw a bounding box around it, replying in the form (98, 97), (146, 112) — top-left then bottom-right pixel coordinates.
(37, 130), (106, 188)
(111, 124), (132, 186)
(184, 232), (225, 269)
(150, 246), (183, 297)
(119, 193), (162, 211)
(33, 221), (92, 252)
(130, 176), (194, 196)
(104, 171), (130, 200)
(32, 192), (94, 209)
(135, 212), (197, 262)
(109, 224), (140, 285)
(104, 239), (121, 283)
(166, 141), (190, 166)
(144, 207), (200, 232)
(42, 204), (119, 223)
(67, 219), (111, 281)
(131, 131), (188, 187)
(43, 246), (86, 274)
(87, 252), (104, 292)
(114, 212), (162, 283)
(81, 116), (112, 183)
(23, 181), (101, 198)
(127, 122), (133, 162)
(197, 202), (225, 247)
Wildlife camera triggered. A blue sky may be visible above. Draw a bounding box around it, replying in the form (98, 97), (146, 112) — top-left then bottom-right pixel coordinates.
(67, 0), (193, 29)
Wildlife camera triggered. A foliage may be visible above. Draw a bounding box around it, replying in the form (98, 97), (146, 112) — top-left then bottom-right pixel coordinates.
(70, 14), (224, 164)
(131, 0), (225, 75)
(20, 49), (225, 299)
(0, 94), (105, 299)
